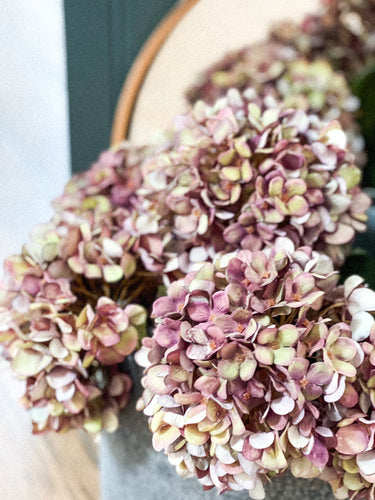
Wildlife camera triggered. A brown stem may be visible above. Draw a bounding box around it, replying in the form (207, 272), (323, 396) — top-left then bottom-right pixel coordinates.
(71, 284), (99, 301)
(126, 282), (147, 304)
(320, 302), (344, 318)
(103, 283), (111, 298)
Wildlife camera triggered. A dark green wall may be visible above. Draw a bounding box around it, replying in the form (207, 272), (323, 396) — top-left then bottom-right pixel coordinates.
(64, 0), (177, 173)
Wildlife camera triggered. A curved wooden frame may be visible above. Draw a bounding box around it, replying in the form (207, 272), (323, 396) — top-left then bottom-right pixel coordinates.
(111, 0), (199, 144)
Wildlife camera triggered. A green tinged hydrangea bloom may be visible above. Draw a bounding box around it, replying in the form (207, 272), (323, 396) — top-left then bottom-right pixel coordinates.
(128, 89), (370, 277)
(136, 243), (375, 499)
(186, 41), (365, 167)
(271, 0), (375, 81)
(0, 144), (153, 434)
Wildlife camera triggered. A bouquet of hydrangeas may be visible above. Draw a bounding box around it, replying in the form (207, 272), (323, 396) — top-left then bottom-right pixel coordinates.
(2, 1), (375, 499)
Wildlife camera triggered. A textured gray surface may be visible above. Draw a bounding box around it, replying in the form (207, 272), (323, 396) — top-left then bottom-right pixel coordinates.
(100, 362), (336, 500)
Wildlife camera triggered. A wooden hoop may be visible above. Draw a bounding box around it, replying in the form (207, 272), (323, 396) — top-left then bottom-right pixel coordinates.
(110, 0), (199, 145)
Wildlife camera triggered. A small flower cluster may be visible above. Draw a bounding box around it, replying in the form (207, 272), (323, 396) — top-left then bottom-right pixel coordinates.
(0, 144), (156, 433)
(186, 41), (363, 165)
(137, 243), (375, 499)
(130, 90), (369, 276)
(271, 0), (375, 81)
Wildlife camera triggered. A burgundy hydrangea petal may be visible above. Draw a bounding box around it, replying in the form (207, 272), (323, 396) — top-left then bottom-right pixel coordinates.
(242, 438), (263, 461)
(307, 362), (333, 385)
(194, 376), (220, 396)
(305, 438), (329, 469)
(154, 319), (180, 348)
(187, 296), (210, 322)
(212, 291), (230, 314)
(92, 325), (121, 347)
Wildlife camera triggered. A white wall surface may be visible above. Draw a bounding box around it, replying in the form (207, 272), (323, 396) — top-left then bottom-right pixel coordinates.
(0, 0), (70, 269)
(0, 4), (74, 497)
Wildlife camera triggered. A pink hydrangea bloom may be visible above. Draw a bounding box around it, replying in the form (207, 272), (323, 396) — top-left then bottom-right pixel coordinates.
(0, 144), (151, 434)
(186, 41), (364, 166)
(137, 244), (375, 498)
(128, 91), (369, 276)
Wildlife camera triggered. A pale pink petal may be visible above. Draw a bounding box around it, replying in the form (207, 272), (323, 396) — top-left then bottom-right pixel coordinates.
(336, 424), (370, 455)
(215, 445), (236, 464)
(357, 450), (375, 476)
(249, 432), (275, 450)
(344, 275), (365, 298)
(234, 472), (258, 490)
(324, 373), (346, 403)
(350, 311), (375, 342)
(271, 394), (295, 415)
(288, 426), (309, 449)
(184, 405), (207, 425)
(348, 287), (375, 316)
(46, 366), (77, 389)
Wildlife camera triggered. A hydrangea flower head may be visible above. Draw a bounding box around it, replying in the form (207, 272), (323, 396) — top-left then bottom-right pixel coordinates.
(130, 90), (369, 277)
(0, 144), (157, 433)
(137, 243), (375, 498)
(271, 0), (375, 80)
(186, 41), (364, 166)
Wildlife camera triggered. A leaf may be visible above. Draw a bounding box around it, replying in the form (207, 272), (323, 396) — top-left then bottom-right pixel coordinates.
(351, 64), (375, 188)
(340, 251), (375, 290)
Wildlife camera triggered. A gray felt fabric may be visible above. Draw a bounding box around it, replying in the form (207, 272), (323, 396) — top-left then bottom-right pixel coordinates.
(100, 361), (336, 500)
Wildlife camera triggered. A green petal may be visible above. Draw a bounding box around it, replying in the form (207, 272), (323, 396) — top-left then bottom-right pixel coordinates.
(103, 264), (124, 283)
(83, 416), (103, 434)
(287, 196), (309, 216)
(222, 167), (241, 181)
(185, 424), (210, 445)
(278, 325), (299, 346)
(12, 349), (52, 377)
(338, 165), (361, 190)
(264, 209), (284, 224)
(239, 359), (256, 381)
(332, 359), (357, 378)
(262, 441), (287, 470)
(273, 347), (296, 366)
(254, 345), (274, 365)
(343, 472), (364, 491)
(268, 177), (284, 197)
(218, 359), (240, 380)
(285, 179), (306, 197)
